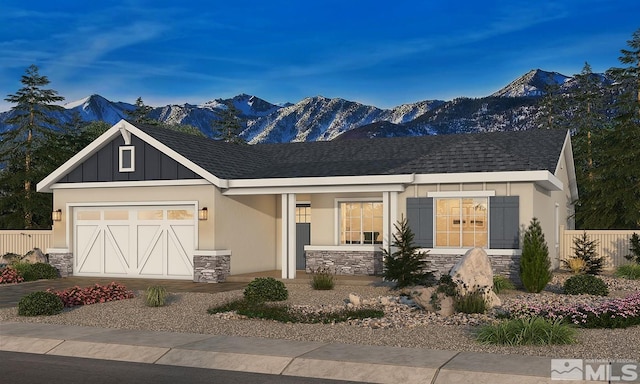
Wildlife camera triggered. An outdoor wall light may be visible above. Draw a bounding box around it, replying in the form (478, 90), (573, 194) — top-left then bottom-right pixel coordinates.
(198, 207), (208, 221)
(52, 209), (62, 222)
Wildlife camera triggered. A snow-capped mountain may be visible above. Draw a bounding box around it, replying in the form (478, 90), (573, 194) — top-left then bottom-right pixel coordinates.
(0, 69), (608, 142)
(492, 69), (570, 97)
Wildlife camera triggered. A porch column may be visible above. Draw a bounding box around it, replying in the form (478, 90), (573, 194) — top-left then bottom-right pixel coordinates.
(382, 191), (398, 252)
(281, 193), (297, 279)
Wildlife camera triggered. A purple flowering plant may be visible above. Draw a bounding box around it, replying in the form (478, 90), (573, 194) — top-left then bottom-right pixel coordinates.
(504, 292), (640, 329)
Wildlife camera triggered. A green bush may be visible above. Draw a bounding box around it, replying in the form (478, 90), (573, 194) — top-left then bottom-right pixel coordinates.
(563, 274), (609, 296)
(243, 277), (288, 303)
(18, 291), (64, 316)
(454, 291), (487, 314)
(615, 264), (640, 280)
(310, 267), (335, 290)
(382, 217), (432, 288)
(519, 218), (552, 293)
(476, 317), (576, 345)
(492, 275), (515, 293)
(207, 299), (384, 324)
(144, 285), (168, 307)
(12, 262), (59, 281)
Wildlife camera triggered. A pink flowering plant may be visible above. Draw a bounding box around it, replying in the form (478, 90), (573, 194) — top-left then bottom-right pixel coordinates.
(504, 292), (640, 329)
(0, 266), (24, 284)
(48, 282), (134, 307)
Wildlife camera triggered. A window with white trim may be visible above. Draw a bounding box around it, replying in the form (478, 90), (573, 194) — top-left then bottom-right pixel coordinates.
(339, 201), (383, 244)
(296, 203), (311, 223)
(435, 197), (488, 247)
(119, 146), (135, 172)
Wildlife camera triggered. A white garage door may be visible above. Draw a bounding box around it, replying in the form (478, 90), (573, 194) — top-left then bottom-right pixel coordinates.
(74, 205), (196, 279)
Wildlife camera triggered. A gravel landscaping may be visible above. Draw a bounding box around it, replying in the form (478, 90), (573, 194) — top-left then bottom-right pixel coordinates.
(1, 273), (639, 360)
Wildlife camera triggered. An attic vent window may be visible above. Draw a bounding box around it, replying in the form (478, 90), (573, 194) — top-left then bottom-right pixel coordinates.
(119, 146), (135, 172)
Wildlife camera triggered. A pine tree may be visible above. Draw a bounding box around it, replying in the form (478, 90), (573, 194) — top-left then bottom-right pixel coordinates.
(2, 65), (64, 229)
(382, 217), (432, 288)
(571, 231), (603, 275)
(535, 82), (571, 130)
(579, 29), (640, 229)
(211, 103), (246, 144)
(127, 97), (157, 125)
(519, 218), (552, 293)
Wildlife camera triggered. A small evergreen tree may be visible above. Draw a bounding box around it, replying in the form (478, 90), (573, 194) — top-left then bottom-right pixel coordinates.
(520, 218), (552, 293)
(126, 97), (157, 125)
(626, 233), (640, 264)
(382, 217), (432, 288)
(571, 231), (603, 274)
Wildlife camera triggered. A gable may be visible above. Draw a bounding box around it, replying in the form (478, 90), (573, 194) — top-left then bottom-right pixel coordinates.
(58, 133), (199, 183)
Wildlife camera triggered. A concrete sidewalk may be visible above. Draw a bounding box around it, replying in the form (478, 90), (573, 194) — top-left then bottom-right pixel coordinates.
(0, 321), (591, 384)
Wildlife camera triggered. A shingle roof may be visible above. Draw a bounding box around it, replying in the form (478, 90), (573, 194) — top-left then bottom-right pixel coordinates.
(136, 124), (567, 180)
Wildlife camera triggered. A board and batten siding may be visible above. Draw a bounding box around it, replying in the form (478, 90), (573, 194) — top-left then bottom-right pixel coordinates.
(0, 230), (52, 255)
(58, 133), (198, 183)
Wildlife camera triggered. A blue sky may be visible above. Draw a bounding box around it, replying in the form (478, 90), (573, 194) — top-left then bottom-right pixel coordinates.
(1, 1), (638, 112)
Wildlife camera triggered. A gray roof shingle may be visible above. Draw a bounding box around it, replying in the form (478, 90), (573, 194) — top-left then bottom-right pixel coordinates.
(135, 123), (567, 180)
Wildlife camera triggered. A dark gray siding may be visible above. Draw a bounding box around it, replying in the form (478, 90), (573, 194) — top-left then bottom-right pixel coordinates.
(59, 134), (199, 183)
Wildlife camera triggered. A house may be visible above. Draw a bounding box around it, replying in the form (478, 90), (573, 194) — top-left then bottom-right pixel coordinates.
(37, 120), (578, 283)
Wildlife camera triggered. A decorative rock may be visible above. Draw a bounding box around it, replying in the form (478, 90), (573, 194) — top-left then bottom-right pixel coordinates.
(411, 287), (455, 317)
(449, 247), (501, 308)
(22, 248), (47, 264)
(348, 293), (362, 306)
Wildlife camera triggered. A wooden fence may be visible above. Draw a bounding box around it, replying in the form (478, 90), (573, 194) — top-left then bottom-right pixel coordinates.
(0, 230), (53, 256)
(560, 226), (638, 269)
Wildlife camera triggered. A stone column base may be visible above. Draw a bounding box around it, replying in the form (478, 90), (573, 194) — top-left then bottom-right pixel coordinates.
(305, 249), (383, 275)
(47, 248), (73, 277)
(193, 250), (231, 283)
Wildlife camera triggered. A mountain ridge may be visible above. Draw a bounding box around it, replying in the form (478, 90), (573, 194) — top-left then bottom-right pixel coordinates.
(0, 69), (604, 143)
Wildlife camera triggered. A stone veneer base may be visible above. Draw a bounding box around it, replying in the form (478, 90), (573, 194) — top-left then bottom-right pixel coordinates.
(48, 252), (73, 277)
(193, 253), (231, 283)
(427, 252), (522, 285)
(305, 250), (383, 275)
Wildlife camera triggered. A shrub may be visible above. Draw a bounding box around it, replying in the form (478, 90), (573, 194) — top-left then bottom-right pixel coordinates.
(382, 217), (432, 288)
(50, 282), (134, 307)
(492, 275), (515, 293)
(0, 266), (24, 284)
(563, 257), (587, 274)
(625, 232), (640, 264)
(144, 285), (168, 307)
(310, 267), (335, 290)
(476, 317), (576, 345)
(455, 291), (487, 314)
(11, 262), (58, 281)
(615, 264), (640, 280)
(519, 218), (552, 293)
(436, 274), (458, 297)
(563, 274), (609, 296)
(570, 231), (603, 275)
(207, 299), (384, 324)
(18, 291), (64, 316)
(243, 277), (288, 303)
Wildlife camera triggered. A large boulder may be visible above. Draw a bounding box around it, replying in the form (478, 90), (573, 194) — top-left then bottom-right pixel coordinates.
(449, 248), (501, 308)
(22, 248), (47, 264)
(0, 253), (21, 265)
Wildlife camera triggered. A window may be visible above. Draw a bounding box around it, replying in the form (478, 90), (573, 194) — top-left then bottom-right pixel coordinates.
(339, 201), (383, 244)
(119, 146), (135, 172)
(435, 198), (488, 247)
(296, 203), (311, 223)
(406, 196), (519, 249)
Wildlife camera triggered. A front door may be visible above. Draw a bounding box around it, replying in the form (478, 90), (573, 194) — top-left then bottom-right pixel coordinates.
(296, 223), (310, 270)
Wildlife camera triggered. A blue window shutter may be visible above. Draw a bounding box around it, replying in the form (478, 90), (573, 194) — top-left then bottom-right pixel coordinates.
(406, 197), (433, 247)
(490, 196), (520, 249)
